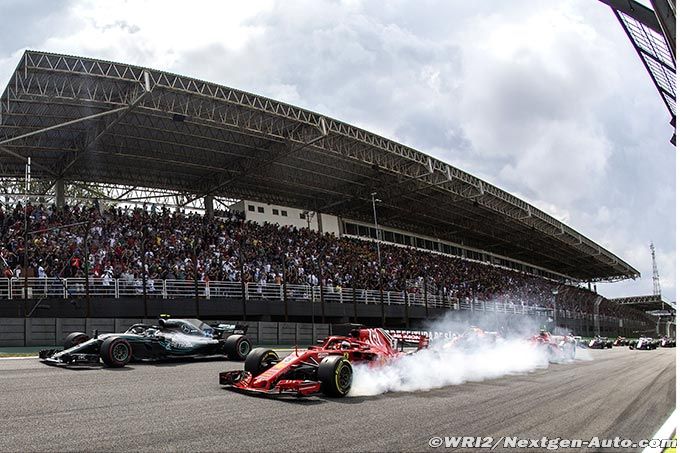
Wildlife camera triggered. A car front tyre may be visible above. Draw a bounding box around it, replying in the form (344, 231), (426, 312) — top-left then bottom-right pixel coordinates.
(244, 348), (279, 375)
(100, 337), (132, 367)
(318, 356), (353, 397)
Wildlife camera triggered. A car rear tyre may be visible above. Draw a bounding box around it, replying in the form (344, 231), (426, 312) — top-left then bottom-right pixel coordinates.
(100, 337), (132, 367)
(318, 356), (353, 397)
(244, 348), (279, 375)
(64, 332), (90, 349)
(224, 335), (252, 361)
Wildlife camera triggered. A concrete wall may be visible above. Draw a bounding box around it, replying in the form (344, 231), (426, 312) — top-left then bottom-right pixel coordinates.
(0, 318), (24, 346)
(0, 314), (643, 347)
(0, 318), (332, 347)
(0, 296), (648, 346)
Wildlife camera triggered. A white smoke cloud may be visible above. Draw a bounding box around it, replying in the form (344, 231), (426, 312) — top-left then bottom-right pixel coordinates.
(349, 339), (549, 396)
(349, 316), (583, 397)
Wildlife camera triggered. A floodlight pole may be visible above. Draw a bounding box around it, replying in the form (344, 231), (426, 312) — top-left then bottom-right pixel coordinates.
(238, 237), (247, 322)
(552, 288), (559, 330)
(141, 227), (148, 318)
(23, 158), (31, 316)
(371, 193), (385, 326)
(193, 241), (200, 318)
(317, 247), (326, 324)
(371, 193), (382, 268)
(282, 252), (288, 322)
(84, 219), (91, 317)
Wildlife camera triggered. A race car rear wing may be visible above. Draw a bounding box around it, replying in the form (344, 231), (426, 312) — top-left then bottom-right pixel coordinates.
(386, 330), (429, 350)
(215, 323), (249, 336)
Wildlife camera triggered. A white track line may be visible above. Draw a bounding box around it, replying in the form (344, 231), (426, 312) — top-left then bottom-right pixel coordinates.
(0, 349), (294, 361)
(642, 409), (677, 453)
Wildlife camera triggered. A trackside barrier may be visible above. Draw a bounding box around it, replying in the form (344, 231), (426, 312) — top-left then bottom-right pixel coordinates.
(0, 317), (334, 347)
(0, 277), (637, 324)
(0, 315), (646, 348)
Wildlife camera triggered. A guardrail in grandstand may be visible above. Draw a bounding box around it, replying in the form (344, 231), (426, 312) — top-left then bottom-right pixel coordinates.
(0, 277), (617, 320)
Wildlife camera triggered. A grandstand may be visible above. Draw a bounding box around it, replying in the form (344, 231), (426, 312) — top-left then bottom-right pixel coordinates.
(611, 295), (676, 336)
(0, 51), (649, 334)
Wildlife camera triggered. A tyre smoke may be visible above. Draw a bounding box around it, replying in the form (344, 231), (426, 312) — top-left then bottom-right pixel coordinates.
(348, 314), (579, 397)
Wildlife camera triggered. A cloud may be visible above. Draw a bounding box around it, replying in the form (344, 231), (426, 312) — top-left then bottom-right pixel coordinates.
(0, 0), (74, 54)
(0, 0), (674, 300)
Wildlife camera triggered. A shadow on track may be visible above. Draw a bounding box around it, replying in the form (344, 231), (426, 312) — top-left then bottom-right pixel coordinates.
(37, 355), (238, 370)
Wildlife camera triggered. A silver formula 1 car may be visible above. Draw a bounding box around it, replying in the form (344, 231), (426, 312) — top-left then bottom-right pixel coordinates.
(629, 337), (658, 350)
(39, 318), (252, 367)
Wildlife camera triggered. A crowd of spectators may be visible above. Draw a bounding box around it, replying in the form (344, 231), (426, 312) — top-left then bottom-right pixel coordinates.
(556, 286), (651, 323)
(0, 201), (649, 322)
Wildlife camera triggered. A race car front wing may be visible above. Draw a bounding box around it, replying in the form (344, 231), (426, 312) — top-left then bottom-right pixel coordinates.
(219, 370), (321, 396)
(39, 348), (100, 366)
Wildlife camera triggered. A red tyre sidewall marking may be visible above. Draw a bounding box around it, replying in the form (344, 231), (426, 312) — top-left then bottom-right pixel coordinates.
(109, 339), (127, 366)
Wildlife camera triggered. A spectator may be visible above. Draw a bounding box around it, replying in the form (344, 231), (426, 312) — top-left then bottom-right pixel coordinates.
(0, 201), (649, 322)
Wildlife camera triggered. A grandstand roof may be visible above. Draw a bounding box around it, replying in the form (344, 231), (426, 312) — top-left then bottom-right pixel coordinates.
(611, 294), (676, 313)
(0, 50), (639, 282)
(598, 0), (676, 142)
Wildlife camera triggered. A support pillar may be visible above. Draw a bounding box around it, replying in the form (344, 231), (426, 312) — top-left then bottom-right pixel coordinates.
(594, 296), (603, 336)
(55, 179), (65, 209)
(316, 211), (323, 232)
(204, 195), (214, 218)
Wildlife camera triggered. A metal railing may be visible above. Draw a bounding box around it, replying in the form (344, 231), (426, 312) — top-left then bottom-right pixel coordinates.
(0, 277), (640, 323)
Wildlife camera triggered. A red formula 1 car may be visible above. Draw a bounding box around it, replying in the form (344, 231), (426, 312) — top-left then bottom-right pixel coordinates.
(613, 336), (628, 347)
(438, 326), (500, 351)
(528, 330), (576, 362)
(219, 326), (427, 397)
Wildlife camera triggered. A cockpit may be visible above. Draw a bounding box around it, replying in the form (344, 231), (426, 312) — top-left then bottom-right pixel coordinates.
(158, 319), (214, 337)
(324, 338), (362, 350)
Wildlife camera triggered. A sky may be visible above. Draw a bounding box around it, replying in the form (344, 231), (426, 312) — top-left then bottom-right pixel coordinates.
(0, 0), (675, 301)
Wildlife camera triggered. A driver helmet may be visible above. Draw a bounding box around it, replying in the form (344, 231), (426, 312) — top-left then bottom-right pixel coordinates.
(340, 340), (351, 349)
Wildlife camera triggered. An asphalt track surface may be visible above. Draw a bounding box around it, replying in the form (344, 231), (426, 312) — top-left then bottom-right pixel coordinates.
(0, 347), (674, 452)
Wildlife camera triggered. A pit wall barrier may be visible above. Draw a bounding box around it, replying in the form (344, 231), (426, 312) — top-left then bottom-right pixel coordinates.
(0, 318), (334, 347)
(0, 313), (637, 348)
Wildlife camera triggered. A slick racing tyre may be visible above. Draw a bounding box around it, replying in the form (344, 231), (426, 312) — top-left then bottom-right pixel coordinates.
(318, 356), (353, 397)
(64, 332), (90, 349)
(100, 337), (132, 367)
(244, 348), (279, 375)
(224, 335), (252, 361)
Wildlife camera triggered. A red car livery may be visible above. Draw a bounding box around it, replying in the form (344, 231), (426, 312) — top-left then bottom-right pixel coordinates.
(528, 330), (577, 362)
(219, 326), (427, 397)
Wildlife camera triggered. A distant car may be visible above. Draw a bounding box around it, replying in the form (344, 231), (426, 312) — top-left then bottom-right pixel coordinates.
(528, 330), (577, 362)
(660, 337), (676, 348)
(39, 318), (252, 367)
(437, 326), (500, 351)
(613, 336), (628, 346)
(573, 336), (588, 349)
(629, 337), (657, 350)
(588, 336), (613, 349)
